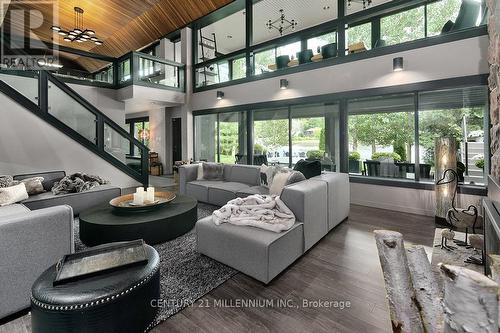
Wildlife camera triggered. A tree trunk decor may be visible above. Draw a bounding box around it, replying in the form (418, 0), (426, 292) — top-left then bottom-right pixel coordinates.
(435, 137), (457, 224)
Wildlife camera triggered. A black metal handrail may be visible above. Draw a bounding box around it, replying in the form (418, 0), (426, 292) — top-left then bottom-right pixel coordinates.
(0, 70), (149, 186)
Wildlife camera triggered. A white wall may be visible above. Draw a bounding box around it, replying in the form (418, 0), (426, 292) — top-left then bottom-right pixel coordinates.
(350, 182), (483, 217)
(192, 36), (489, 110)
(0, 95), (140, 188)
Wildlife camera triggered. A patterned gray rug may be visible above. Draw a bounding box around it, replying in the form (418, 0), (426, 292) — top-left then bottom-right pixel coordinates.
(74, 203), (236, 328)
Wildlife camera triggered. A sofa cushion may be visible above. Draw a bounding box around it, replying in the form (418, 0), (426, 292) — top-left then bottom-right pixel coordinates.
(236, 186), (270, 198)
(208, 182), (250, 207)
(0, 203), (30, 219)
(228, 165), (260, 186)
(0, 175), (13, 188)
(14, 171), (66, 192)
(12, 177), (45, 195)
(186, 180), (226, 203)
(196, 216), (304, 283)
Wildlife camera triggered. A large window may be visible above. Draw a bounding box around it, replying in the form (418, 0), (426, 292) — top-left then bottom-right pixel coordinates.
(348, 94), (416, 179)
(427, 0), (463, 36)
(194, 114), (218, 162)
(220, 112), (247, 164)
(307, 31), (337, 55)
(346, 22), (371, 53)
(381, 6), (425, 46)
(291, 104), (340, 170)
(194, 84), (488, 187)
(419, 86), (488, 185)
(253, 108), (289, 165)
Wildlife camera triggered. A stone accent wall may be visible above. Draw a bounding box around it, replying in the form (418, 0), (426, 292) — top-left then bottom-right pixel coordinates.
(488, 0), (500, 180)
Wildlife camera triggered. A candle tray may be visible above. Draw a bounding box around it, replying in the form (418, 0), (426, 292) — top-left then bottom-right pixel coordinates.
(109, 191), (176, 213)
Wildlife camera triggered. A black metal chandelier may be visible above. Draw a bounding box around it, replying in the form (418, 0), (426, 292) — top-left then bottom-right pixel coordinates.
(50, 7), (103, 45)
(266, 9), (297, 36)
(347, 0), (373, 9)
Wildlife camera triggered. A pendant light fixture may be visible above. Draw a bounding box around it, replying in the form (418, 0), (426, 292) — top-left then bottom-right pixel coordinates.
(51, 7), (103, 45)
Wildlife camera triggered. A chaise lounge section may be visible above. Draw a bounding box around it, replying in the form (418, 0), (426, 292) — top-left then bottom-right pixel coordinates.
(179, 163), (350, 283)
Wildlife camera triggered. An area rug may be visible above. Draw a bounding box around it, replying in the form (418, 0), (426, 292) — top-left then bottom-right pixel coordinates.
(74, 203), (237, 328)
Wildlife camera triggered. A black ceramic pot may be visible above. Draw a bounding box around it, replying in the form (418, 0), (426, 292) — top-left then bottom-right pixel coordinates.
(297, 49), (314, 64)
(321, 43), (338, 59)
(276, 55), (290, 69)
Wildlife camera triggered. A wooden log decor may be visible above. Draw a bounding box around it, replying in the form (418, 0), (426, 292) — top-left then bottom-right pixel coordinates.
(406, 246), (442, 333)
(439, 264), (499, 333)
(374, 230), (425, 333)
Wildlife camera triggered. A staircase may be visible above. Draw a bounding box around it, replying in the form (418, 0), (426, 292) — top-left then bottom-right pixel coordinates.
(0, 70), (149, 186)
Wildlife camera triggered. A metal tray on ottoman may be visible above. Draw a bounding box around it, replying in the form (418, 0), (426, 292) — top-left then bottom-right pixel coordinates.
(31, 242), (160, 333)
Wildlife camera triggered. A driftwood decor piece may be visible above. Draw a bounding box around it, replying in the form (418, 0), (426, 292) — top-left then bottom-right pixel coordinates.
(406, 246), (442, 333)
(374, 230), (425, 332)
(375, 230), (500, 333)
(440, 264), (498, 333)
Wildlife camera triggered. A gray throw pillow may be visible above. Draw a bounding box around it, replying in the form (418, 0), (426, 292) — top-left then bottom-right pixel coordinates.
(286, 171), (306, 186)
(0, 175), (13, 188)
(202, 162), (224, 180)
(11, 177), (45, 195)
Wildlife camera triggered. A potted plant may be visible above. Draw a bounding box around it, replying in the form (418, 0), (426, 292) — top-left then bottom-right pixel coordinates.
(306, 150), (325, 161)
(349, 151), (361, 173)
(371, 152), (402, 161)
(473, 154), (485, 170)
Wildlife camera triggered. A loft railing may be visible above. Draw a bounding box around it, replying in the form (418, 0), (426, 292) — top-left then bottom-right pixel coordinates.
(0, 70), (149, 186)
(117, 52), (185, 91)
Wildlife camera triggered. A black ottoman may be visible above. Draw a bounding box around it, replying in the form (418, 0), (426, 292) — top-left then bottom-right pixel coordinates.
(31, 244), (160, 333)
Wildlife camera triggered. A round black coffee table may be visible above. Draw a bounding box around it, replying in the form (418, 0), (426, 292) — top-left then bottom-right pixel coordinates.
(79, 194), (197, 246)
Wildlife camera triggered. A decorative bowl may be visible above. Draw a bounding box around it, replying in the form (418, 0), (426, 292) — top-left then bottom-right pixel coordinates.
(109, 191), (176, 213)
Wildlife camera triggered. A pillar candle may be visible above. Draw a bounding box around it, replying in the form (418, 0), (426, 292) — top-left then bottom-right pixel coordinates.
(133, 193), (143, 205)
(146, 187), (155, 202)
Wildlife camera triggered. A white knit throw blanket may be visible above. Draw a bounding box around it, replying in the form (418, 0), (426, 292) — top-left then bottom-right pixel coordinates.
(212, 194), (295, 233)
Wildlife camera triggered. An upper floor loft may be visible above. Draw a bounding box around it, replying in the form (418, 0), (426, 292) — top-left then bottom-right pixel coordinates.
(191, 0), (489, 92)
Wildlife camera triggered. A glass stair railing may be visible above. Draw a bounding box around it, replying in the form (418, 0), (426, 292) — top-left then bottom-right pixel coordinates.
(0, 70), (149, 186)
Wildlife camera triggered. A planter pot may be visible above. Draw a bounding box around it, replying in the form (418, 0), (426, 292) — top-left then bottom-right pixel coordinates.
(297, 49), (314, 64)
(276, 55), (290, 69)
(349, 160), (360, 173)
(321, 43), (337, 59)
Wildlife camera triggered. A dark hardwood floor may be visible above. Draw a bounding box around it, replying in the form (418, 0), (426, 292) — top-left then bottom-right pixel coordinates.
(152, 204), (435, 333)
(0, 204), (435, 333)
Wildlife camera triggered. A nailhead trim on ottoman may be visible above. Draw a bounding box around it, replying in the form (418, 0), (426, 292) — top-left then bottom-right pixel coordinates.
(30, 243), (160, 333)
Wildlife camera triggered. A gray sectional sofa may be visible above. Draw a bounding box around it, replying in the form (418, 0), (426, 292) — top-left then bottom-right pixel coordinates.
(14, 171), (121, 215)
(0, 203), (74, 318)
(179, 164), (350, 284)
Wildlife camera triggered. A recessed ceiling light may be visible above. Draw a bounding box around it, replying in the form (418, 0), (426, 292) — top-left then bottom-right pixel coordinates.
(63, 37), (72, 42)
(90, 37), (98, 41)
(51, 26), (61, 31)
(58, 31), (68, 36)
(74, 28), (82, 34)
(226, 35), (233, 39)
(94, 40), (103, 45)
(76, 39), (84, 43)
(86, 30), (95, 35)
(323, 5), (330, 10)
(69, 31), (77, 35)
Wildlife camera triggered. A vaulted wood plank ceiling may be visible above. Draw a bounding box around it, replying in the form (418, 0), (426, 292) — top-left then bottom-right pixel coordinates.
(4, 0), (234, 58)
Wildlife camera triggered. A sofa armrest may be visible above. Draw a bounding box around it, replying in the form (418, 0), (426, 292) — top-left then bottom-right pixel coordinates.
(0, 205), (74, 318)
(280, 180), (328, 251)
(179, 164), (199, 195)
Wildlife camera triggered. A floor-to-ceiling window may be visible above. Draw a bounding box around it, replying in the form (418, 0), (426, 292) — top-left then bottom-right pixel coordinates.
(219, 112), (247, 164)
(253, 108), (289, 166)
(418, 86), (488, 185)
(348, 94), (416, 179)
(193, 84), (488, 186)
(291, 103), (340, 170)
(194, 114), (218, 162)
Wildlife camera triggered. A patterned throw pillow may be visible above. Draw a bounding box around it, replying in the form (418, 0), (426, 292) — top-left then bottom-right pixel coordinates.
(11, 177), (45, 195)
(0, 175), (13, 188)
